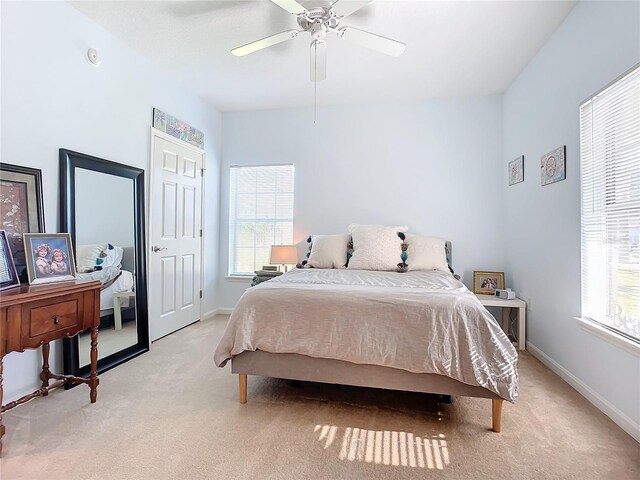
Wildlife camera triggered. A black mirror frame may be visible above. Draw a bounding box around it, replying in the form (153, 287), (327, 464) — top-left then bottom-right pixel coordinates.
(60, 148), (149, 378)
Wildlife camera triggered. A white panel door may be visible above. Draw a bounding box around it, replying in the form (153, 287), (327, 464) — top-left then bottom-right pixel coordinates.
(149, 132), (203, 341)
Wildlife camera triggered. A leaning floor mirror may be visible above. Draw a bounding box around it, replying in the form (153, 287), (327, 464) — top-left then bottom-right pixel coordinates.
(60, 149), (149, 377)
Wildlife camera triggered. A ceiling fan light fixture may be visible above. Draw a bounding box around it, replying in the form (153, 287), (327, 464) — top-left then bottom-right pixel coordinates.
(230, 0), (405, 81)
(231, 30), (300, 57)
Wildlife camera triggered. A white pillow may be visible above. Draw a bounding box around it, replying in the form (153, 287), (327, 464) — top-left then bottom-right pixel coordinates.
(76, 243), (106, 268)
(307, 234), (351, 269)
(404, 234), (449, 272)
(97, 244), (124, 268)
(347, 224), (408, 271)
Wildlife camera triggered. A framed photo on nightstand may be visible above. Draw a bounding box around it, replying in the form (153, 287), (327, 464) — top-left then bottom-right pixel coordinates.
(473, 271), (505, 295)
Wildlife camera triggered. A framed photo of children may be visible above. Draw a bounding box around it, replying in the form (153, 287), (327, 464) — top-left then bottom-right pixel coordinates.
(473, 271), (505, 295)
(23, 233), (77, 285)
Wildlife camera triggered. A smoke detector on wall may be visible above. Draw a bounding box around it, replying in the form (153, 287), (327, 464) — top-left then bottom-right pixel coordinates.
(87, 48), (102, 67)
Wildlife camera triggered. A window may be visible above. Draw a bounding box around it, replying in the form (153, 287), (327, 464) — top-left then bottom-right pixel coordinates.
(228, 164), (294, 276)
(580, 65), (640, 342)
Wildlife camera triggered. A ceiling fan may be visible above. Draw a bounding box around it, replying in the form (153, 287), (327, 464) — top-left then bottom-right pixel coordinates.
(231, 0), (406, 82)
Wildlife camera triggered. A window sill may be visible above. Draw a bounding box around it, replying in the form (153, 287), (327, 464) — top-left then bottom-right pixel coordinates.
(575, 317), (640, 357)
(225, 275), (253, 283)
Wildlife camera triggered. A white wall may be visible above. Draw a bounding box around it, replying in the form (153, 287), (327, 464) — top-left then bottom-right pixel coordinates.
(0, 1), (222, 402)
(502, 1), (640, 439)
(75, 169), (134, 250)
(218, 97), (505, 306)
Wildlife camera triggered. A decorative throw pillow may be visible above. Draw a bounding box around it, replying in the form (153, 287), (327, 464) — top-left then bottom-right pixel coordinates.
(97, 243), (124, 268)
(296, 236), (313, 268)
(403, 234), (449, 272)
(76, 243), (106, 269)
(347, 224), (408, 271)
(307, 234), (351, 269)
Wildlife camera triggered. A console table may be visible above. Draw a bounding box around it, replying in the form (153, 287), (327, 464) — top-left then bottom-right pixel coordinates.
(0, 280), (101, 454)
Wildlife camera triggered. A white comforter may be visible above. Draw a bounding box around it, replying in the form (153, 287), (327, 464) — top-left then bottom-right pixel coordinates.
(77, 267), (134, 310)
(214, 269), (519, 402)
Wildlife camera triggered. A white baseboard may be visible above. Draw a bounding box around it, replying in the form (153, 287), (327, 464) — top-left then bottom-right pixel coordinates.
(526, 341), (640, 442)
(203, 308), (234, 319)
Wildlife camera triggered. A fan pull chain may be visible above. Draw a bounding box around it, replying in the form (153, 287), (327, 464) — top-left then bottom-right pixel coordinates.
(314, 41), (317, 124)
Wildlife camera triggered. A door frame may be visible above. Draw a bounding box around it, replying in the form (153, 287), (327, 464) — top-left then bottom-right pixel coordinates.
(148, 127), (206, 341)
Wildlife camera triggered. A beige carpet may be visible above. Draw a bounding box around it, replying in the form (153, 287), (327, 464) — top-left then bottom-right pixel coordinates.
(1, 315), (638, 480)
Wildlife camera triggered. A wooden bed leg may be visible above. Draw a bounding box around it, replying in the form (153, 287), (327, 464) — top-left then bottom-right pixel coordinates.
(492, 399), (503, 433)
(239, 374), (247, 404)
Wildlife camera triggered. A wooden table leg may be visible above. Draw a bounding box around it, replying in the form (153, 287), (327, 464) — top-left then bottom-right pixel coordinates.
(89, 326), (99, 403)
(1, 355), (4, 454)
(40, 342), (51, 396)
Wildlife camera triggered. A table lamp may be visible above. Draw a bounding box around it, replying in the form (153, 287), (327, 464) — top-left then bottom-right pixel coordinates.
(269, 245), (298, 272)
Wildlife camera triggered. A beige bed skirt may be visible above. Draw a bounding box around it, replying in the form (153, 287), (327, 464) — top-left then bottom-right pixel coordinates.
(231, 350), (501, 400)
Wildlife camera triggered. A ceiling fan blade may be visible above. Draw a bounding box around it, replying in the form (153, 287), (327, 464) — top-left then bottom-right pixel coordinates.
(337, 26), (406, 57)
(310, 40), (327, 82)
(231, 30), (300, 56)
(270, 0), (307, 15)
(331, 0), (373, 18)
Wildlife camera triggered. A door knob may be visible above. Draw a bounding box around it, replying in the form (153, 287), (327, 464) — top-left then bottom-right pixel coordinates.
(152, 246), (167, 253)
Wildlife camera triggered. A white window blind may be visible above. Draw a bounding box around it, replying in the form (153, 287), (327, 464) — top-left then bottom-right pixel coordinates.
(229, 164), (294, 276)
(580, 65), (640, 342)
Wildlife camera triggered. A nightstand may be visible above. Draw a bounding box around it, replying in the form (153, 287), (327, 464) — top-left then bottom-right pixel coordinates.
(476, 295), (527, 350)
(251, 270), (283, 286)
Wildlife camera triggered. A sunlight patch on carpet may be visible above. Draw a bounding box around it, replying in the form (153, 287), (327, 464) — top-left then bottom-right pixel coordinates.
(314, 425), (450, 469)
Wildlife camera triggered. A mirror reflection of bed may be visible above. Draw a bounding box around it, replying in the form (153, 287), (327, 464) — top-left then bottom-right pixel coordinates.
(73, 168), (138, 367)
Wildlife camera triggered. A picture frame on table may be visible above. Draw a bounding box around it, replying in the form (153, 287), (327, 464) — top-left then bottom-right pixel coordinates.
(23, 233), (77, 285)
(473, 271), (505, 295)
(0, 230), (20, 290)
(0, 164), (45, 282)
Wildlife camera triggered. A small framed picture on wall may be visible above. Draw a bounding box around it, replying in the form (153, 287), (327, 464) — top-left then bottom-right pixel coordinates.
(509, 156), (524, 185)
(541, 146), (566, 186)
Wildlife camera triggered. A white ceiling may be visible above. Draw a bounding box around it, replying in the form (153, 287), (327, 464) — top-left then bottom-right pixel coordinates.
(69, 0), (576, 112)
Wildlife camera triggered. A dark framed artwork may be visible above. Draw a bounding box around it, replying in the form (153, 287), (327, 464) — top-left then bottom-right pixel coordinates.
(0, 164), (45, 281)
(0, 230), (20, 290)
(23, 233), (77, 285)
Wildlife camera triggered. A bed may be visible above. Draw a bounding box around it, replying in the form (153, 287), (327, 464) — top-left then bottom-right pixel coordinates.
(214, 267), (519, 433)
(76, 244), (136, 328)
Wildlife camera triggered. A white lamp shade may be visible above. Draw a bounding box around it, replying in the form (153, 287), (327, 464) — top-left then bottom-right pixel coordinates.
(270, 245), (298, 265)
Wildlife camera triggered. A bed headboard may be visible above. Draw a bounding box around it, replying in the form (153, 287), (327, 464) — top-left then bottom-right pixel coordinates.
(121, 246), (135, 273)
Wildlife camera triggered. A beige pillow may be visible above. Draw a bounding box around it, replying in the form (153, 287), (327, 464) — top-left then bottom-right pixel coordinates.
(347, 224), (408, 271)
(307, 234), (351, 269)
(76, 243), (106, 268)
(405, 235), (449, 272)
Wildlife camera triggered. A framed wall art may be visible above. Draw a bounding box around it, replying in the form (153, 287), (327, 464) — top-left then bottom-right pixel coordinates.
(541, 146), (566, 186)
(0, 164), (45, 280)
(23, 233), (77, 285)
(509, 155), (524, 185)
(152, 108), (204, 149)
(0, 230), (20, 290)
(473, 271), (505, 295)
